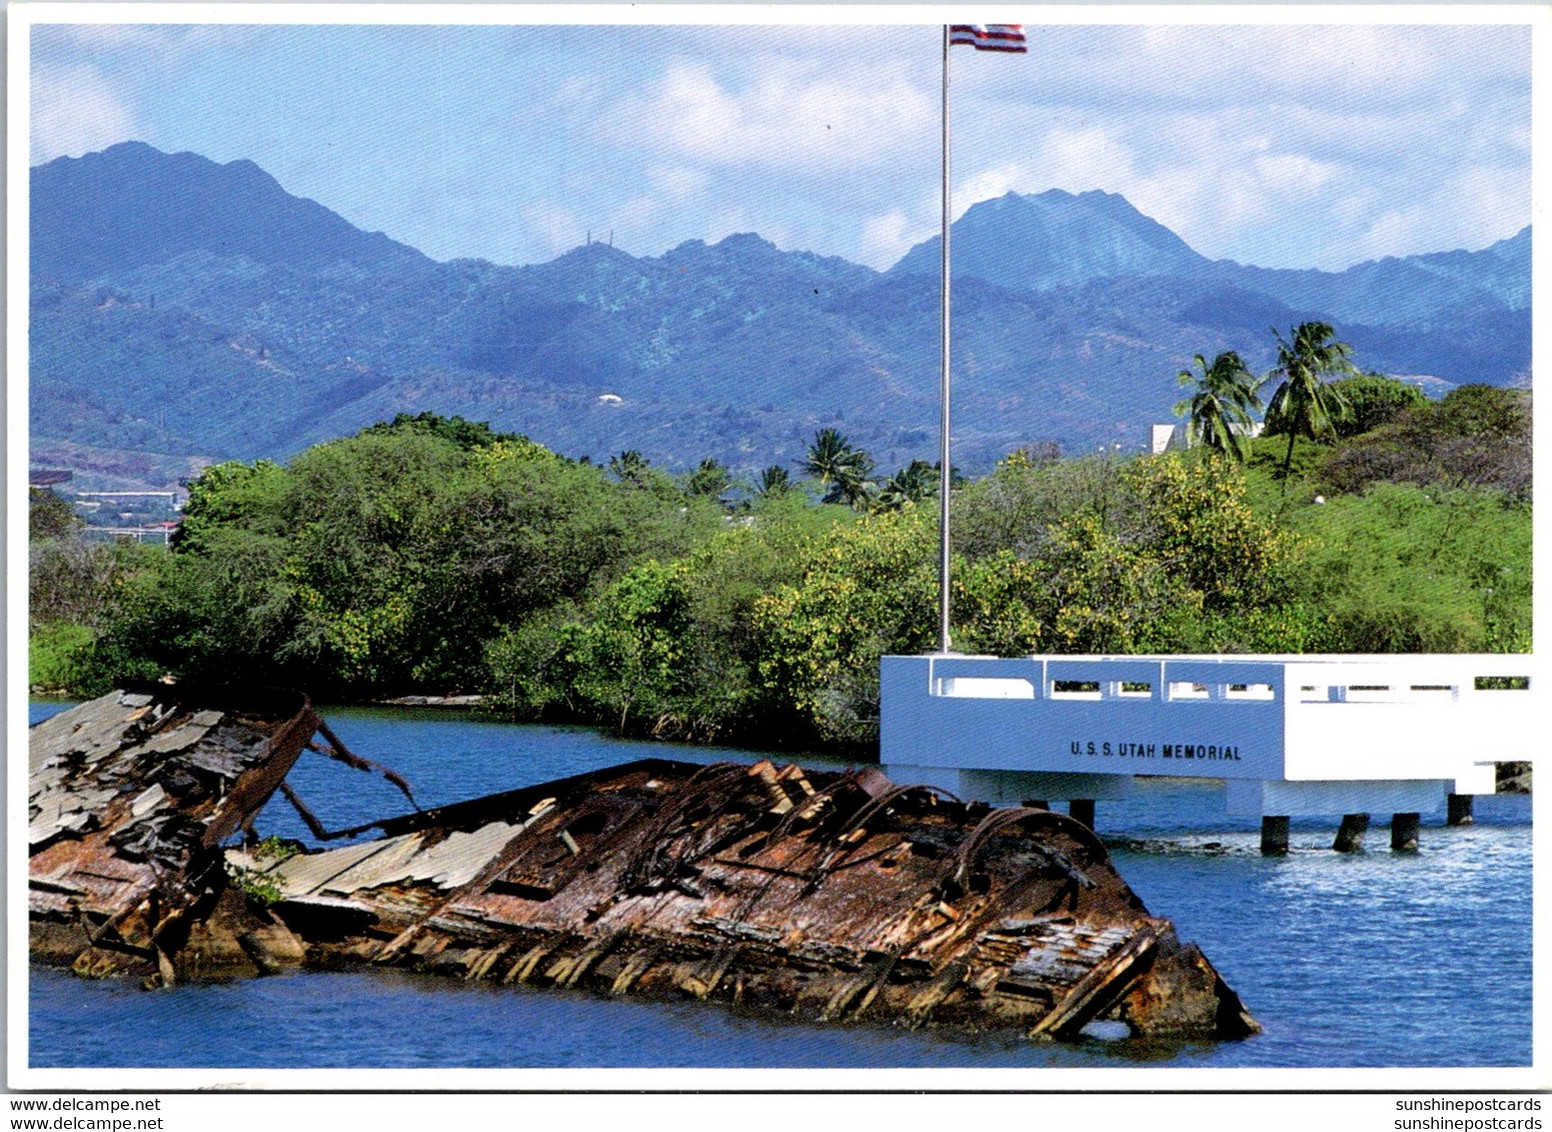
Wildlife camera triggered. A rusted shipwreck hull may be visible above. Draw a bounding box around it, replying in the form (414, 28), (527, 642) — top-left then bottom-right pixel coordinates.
(29, 686), (318, 980)
(30, 688), (1258, 1042)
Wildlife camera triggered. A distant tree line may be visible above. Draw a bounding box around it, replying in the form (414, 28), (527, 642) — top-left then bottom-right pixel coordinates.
(30, 356), (1531, 751)
(1174, 322), (1530, 493)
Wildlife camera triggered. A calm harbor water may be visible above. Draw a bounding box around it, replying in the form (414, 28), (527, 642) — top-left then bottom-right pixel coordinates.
(28, 702), (1532, 1070)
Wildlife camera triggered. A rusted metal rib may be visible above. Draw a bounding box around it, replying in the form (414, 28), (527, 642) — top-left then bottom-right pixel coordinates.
(808, 782), (962, 884)
(948, 806), (1105, 892)
(310, 719), (419, 810)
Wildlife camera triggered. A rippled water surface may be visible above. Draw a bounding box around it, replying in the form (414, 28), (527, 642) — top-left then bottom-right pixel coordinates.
(28, 702), (1532, 1069)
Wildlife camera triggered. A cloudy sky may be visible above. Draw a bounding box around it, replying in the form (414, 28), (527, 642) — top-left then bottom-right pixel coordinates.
(29, 17), (1532, 272)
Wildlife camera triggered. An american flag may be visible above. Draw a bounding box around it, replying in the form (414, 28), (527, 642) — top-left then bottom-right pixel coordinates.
(948, 24), (1027, 52)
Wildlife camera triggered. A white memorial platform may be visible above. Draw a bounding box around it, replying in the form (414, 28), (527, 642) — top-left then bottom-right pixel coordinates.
(880, 654), (1534, 845)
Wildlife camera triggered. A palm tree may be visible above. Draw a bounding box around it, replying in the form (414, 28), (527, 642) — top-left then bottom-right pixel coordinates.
(755, 465), (791, 498)
(1173, 351), (1262, 462)
(685, 457), (733, 499)
(875, 460), (938, 511)
(800, 428), (852, 489)
(1264, 322), (1359, 481)
(799, 428), (875, 509)
(832, 458), (877, 510)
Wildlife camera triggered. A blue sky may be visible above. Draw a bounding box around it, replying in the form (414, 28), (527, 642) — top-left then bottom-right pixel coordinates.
(30, 18), (1531, 272)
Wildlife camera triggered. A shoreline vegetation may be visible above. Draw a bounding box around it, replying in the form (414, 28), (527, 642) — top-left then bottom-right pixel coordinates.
(30, 348), (1530, 757)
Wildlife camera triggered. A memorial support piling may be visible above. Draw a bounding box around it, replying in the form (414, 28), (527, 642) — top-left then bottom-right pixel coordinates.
(1260, 815), (1290, 856)
(1333, 813), (1369, 853)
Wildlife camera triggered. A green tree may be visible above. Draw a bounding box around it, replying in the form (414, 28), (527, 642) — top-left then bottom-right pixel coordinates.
(1173, 351), (1261, 462)
(799, 428), (875, 509)
(999, 442), (1062, 471)
(753, 510), (936, 744)
(357, 411), (537, 452)
(755, 465), (792, 498)
(1324, 373), (1426, 438)
(954, 456), (1301, 656)
(29, 486), (162, 691)
(1286, 483), (1530, 652)
(96, 527), (299, 687)
(609, 449), (651, 485)
(172, 460), (288, 552)
(29, 488), (82, 541)
(1263, 321), (1360, 481)
(1120, 456), (1299, 614)
(563, 560), (694, 734)
(1317, 385), (1530, 500)
(875, 460), (938, 511)
(78, 419), (726, 697)
(954, 452), (1129, 562)
(485, 488), (834, 739)
(685, 457), (734, 501)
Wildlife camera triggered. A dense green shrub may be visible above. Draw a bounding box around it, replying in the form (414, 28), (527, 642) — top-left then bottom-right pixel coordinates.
(1317, 385), (1530, 500)
(1284, 484), (1531, 652)
(68, 415), (726, 696)
(1323, 373), (1428, 438)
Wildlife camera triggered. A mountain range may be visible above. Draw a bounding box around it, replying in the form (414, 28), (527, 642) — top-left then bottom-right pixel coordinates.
(30, 142), (1531, 491)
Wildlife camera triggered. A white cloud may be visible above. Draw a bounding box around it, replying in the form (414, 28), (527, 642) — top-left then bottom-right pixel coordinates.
(938, 70), (1527, 270)
(30, 24), (270, 166)
(858, 209), (933, 270)
(1039, 25), (1526, 115)
(647, 164), (709, 200)
(702, 204), (763, 248)
(522, 199), (583, 258)
(544, 72), (606, 115)
(57, 23), (256, 57)
(953, 165), (1026, 211)
(605, 58), (932, 176)
(1355, 208), (1434, 263)
(1028, 128), (1139, 197)
(930, 23), (1528, 268)
(610, 194), (668, 248)
(1343, 164), (1529, 263)
(25, 22), (1527, 272)
(30, 62), (139, 163)
(1251, 152), (1338, 194)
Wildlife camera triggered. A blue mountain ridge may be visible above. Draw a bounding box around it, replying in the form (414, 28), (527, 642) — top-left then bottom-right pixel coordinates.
(31, 142), (430, 284)
(892, 188), (1530, 326)
(28, 143), (1530, 488)
(891, 189), (1209, 291)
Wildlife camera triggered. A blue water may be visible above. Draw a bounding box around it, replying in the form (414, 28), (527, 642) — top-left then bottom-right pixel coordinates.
(27, 702), (1532, 1069)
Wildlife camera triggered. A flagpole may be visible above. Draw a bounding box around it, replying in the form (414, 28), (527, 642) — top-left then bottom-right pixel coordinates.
(938, 23), (953, 655)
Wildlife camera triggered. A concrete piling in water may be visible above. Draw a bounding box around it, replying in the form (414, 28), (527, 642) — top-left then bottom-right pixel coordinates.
(1260, 815), (1290, 856)
(1068, 799), (1096, 828)
(1391, 812), (1421, 852)
(1332, 813), (1369, 853)
(1447, 794), (1474, 826)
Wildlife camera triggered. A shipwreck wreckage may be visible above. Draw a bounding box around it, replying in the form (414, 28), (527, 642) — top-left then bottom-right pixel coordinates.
(29, 685), (1259, 1042)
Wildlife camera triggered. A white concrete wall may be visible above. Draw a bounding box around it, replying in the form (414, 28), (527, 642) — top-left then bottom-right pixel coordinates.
(1281, 657), (1534, 785)
(880, 655), (1285, 782)
(880, 654), (1534, 809)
